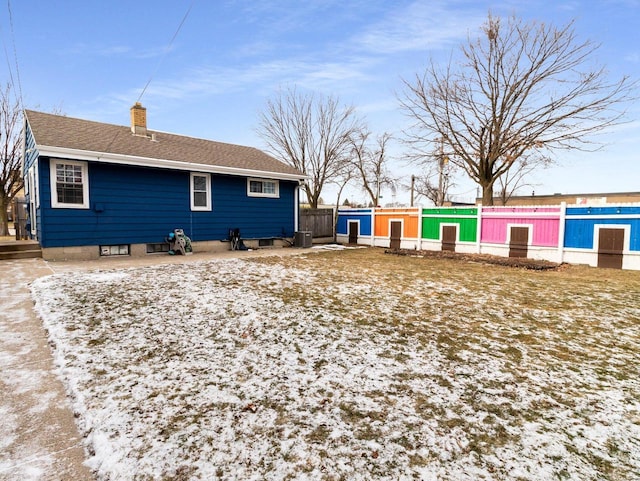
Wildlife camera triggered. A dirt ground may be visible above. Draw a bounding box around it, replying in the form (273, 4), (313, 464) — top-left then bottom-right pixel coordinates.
(386, 247), (563, 270)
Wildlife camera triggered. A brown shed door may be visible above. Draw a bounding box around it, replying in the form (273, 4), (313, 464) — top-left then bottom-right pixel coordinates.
(390, 221), (402, 250)
(442, 225), (456, 252)
(509, 226), (529, 258)
(348, 221), (358, 244)
(598, 228), (624, 269)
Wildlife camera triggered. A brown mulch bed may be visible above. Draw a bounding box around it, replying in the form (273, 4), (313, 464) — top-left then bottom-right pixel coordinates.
(385, 248), (564, 271)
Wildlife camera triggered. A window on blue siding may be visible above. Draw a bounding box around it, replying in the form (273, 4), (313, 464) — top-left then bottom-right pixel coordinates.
(50, 159), (89, 208)
(190, 172), (211, 211)
(248, 178), (279, 198)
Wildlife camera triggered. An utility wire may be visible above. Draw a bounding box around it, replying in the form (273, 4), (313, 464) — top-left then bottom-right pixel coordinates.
(6, 0), (24, 109)
(0, 23), (17, 92)
(100, 0), (196, 158)
(136, 0), (195, 103)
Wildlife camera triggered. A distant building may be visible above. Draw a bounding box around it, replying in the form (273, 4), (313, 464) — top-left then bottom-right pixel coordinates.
(476, 191), (640, 206)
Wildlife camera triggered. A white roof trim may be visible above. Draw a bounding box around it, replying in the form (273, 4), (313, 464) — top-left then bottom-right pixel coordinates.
(36, 145), (308, 182)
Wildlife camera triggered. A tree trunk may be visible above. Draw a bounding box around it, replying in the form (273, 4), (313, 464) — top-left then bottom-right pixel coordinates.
(304, 185), (319, 208)
(308, 192), (319, 209)
(0, 196), (9, 237)
(481, 183), (495, 206)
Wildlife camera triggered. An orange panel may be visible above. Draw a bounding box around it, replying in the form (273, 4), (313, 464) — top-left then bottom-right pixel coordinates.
(404, 216), (418, 238)
(374, 216), (388, 237)
(373, 209), (420, 238)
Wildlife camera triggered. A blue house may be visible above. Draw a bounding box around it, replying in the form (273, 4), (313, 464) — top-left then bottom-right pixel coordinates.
(22, 104), (306, 260)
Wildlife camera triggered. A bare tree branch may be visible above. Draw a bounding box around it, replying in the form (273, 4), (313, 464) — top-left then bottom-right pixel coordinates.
(0, 83), (23, 236)
(410, 155), (457, 207)
(257, 87), (364, 208)
(495, 153), (542, 205)
(400, 14), (637, 205)
(350, 131), (396, 206)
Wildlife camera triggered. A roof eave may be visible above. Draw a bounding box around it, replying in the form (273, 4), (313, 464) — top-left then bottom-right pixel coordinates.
(36, 145), (308, 181)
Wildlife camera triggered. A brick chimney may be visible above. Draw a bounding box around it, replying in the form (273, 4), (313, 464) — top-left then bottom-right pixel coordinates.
(130, 102), (147, 136)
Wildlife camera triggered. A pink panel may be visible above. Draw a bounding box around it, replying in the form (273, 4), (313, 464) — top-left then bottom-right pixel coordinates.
(481, 218), (508, 243)
(482, 207), (561, 214)
(532, 219), (559, 246)
(481, 218), (560, 246)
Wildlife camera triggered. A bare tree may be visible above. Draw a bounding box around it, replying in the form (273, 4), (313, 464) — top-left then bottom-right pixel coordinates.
(400, 13), (636, 205)
(406, 137), (456, 206)
(257, 87), (364, 208)
(412, 171), (456, 207)
(350, 131), (395, 206)
(0, 83), (23, 236)
(495, 153), (540, 205)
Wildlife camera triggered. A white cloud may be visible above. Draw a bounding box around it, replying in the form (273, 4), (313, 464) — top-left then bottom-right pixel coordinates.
(350, 1), (486, 55)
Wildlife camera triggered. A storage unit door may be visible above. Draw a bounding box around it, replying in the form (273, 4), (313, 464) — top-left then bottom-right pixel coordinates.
(390, 221), (402, 250)
(442, 225), (456, 252)
(509, 226), (529, 258)
(597, 228), (624, 269)
(348, 221), (359, 244)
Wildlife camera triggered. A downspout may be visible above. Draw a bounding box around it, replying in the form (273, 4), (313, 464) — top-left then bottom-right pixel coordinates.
(294, 180), (302, 233)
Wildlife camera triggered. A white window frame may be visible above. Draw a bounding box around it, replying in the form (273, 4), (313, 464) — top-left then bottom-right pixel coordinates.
(190, 172), (211, 211)
(247, 178), (279, 198)
(50, 159), (89, 209)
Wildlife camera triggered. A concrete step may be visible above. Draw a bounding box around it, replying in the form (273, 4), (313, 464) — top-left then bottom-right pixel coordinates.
(0, 250), (42, 260)
(0, 241), (42, 260)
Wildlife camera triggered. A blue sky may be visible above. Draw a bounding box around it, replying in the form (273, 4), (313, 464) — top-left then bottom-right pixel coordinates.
(2, 0), (639, 204)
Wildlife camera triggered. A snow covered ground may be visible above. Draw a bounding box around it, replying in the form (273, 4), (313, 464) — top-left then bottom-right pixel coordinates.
(30, 250), (640, 480)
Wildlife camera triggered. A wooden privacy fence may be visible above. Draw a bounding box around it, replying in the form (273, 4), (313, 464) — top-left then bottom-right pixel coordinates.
(299, 208), (334, 238)
(336, 204), (640, 270)
(12, 198), (29, 240)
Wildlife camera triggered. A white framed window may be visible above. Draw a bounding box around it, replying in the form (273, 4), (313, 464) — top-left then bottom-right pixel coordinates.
(190, 172), (211, 211)
(50, 159), (89, 209)
(247, 178), (279, 198)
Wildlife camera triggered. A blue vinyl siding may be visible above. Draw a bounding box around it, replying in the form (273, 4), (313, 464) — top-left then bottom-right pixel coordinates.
(23, 123), (38, 170)
(37, 159), (297, 248)
(23, 124), (42, 235)
(567, 206), (640, 216)
(336, 209), (372, 236)
(564, 218), (640, 251)
(564, 207), (640, 251)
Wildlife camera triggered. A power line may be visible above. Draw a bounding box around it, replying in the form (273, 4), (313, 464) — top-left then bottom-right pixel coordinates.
(6, 0), (23, 108)
(0, 24), (17, 91)
(2, 0), (24, 109)
(136, 0), (195, 104)
(100, 1), (196, 158)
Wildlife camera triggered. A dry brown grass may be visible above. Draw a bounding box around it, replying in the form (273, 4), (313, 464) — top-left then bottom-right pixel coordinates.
(31, 247), (640, 480)
(247, 247), (640, 479)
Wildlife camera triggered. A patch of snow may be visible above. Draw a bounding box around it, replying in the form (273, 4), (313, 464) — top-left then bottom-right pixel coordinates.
(29, 257), (640, 480)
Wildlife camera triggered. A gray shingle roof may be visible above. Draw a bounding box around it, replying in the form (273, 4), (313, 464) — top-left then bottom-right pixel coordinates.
(25, 110), (303, 178)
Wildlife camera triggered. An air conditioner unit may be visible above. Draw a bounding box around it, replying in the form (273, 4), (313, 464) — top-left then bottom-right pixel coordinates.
(294, 231), (312, 248)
